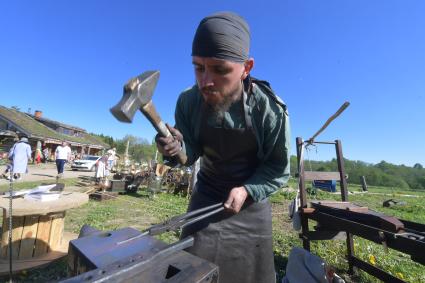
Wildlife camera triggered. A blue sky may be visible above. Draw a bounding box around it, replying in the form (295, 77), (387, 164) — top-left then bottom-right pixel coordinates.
(1, 1), (424, 166)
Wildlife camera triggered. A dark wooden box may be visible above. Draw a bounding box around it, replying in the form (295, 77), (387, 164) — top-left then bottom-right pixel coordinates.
(108, 180), (126, 192)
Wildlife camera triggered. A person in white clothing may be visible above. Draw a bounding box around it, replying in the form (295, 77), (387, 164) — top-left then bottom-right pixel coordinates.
(8, 137), (32, 180)
(55, 141), (71, 177)
(106, 147), (116, 170)
(95, 154), (109, 184)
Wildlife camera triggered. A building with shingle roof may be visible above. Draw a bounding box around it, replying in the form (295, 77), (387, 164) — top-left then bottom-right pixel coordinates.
(0, 105), (109, 158)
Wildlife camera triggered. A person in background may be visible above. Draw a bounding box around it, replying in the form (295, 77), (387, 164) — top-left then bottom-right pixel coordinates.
(95, 153), (110, 184)
(107, 147), (117, 170)
(8, 137), (32, 180)
(43, 147), (50, 163)
(55, 141), (71, 178)
(35, 148), (42, 165)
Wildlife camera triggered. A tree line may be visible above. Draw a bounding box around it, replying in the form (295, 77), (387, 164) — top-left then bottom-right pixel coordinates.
(93, 133), (425, 190)
(91, 133), (157, 164)
(290, 156), (425, 190)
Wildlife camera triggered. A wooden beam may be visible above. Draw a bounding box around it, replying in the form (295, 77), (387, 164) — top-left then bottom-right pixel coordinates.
(303, 171), (341, 181)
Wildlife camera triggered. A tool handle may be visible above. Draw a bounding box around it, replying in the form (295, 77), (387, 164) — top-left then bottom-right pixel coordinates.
(307, 101), (350, 144)
(146, 203), (224, 236)
(141, 101), (187, 165)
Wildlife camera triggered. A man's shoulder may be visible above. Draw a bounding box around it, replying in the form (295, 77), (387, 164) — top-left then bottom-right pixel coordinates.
(179, 85), (200, 100)
(250, 79), (288, 116)
(177, 85), (202, 109)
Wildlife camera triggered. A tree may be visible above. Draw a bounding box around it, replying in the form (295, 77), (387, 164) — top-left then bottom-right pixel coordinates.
(414, 163), (423, 169)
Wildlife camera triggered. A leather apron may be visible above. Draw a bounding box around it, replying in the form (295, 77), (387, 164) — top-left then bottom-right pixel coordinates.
(181, 92), (276, 283)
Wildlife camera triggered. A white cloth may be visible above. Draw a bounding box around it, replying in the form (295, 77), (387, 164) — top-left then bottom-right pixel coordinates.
(9, 142), (31, 174)
(55, 145), (71, 160)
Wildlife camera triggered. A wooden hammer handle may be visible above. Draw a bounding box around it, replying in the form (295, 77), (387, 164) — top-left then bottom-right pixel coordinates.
(141, 101), (187, 165)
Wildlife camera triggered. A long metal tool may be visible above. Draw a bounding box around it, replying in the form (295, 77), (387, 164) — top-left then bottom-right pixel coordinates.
(117, 202), (224, 245)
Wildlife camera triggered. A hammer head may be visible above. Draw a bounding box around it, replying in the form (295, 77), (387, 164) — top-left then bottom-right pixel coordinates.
(110, 71), (160, 123)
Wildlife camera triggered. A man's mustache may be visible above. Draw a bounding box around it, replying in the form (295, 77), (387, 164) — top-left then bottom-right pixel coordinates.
(200, 86), (219, 94)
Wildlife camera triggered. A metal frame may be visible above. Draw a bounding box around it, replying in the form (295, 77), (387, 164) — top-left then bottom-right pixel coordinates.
(296, 137), (424, 283)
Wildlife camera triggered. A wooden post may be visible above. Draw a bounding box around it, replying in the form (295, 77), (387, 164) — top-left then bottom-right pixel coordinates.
(335, 140), (355, 274)
(360, 176), (368, 191)
(296, 137), (310, 251)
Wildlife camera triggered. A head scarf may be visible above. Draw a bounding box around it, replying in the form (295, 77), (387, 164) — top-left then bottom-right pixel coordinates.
(192, 12), (251, 62)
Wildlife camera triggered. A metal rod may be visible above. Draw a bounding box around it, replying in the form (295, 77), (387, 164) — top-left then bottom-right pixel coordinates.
(404, 228), (425, 238)
(8, 170), (13, 283)
(181, 207), (224, 228)
(116, 231), (149, 245)
(304, 141), (336, 145)
(175, 202), (222, 220)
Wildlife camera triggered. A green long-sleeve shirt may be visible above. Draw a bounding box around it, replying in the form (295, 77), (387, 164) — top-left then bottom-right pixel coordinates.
(173, 80), (290, 202)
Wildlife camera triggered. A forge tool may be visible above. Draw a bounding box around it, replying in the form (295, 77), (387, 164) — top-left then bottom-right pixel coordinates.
(110, 71), (187, 165)
(62, 203), (224, 283)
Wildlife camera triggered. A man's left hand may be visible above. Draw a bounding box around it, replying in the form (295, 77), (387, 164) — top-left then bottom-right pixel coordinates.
(224, 186), (248, 213)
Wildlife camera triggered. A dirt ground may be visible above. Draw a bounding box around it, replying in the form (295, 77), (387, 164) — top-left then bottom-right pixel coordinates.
(0, 162), (96, 185)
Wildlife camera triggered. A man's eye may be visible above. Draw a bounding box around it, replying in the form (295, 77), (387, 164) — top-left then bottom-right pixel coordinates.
(194, 65), (204, 72)
(214, 68), (230, 75)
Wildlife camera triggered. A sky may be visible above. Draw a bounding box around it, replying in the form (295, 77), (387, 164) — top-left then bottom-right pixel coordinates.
(1, 1), (424, 166)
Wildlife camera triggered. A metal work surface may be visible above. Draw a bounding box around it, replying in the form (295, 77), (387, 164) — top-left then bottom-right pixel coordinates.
(69, 227), (167, 269)
(63, 237), (218, 283)
(64, 204), (224, 282)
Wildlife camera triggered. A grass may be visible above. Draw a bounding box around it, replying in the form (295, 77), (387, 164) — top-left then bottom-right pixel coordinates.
(0, 178), (424, 282)
(270, 181), (425, 283)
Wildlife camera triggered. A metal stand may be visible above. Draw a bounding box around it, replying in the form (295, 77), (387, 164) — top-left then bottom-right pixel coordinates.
(296, 137), (424, 283)
(296, 137), (353, 271)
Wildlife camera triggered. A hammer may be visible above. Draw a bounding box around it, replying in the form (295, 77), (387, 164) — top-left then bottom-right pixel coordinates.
(110, 71), (187, 165)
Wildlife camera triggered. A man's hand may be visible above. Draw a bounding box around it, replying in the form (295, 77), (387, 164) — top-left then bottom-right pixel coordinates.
(224, 186), (248, 213)
(155, 124), (184, 157)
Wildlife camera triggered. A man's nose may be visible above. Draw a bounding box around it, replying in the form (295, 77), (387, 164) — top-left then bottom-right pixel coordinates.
(200, 70), (214, 88)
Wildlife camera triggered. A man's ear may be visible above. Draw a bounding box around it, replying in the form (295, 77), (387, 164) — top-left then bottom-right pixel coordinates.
(241, 58), (254, 79)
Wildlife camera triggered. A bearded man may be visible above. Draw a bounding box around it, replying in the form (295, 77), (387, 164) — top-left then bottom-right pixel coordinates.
(156, 11), (290, 283)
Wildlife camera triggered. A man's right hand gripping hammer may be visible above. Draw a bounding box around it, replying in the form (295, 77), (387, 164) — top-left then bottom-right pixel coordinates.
(156, 124), (185, 159)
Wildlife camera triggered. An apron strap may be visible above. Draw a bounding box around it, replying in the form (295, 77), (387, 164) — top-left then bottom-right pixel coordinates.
(243, 90), (253, 131)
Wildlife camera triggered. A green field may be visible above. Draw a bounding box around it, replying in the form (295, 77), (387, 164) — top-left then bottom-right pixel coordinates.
(0, 178), (424, 282)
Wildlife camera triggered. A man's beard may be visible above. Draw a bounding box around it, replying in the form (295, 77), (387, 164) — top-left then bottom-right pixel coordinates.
(202, 84), (243, 124)
(211, 93), (239, 123)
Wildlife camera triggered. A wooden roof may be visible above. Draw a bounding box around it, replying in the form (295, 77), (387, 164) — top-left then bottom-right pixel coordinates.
(0, 106), (108, 148)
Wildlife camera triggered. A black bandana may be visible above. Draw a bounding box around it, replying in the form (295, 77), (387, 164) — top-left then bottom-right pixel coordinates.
(192, 12), (250, 63)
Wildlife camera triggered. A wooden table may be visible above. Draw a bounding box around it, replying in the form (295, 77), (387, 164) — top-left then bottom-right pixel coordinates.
(0, 192), (88, 275)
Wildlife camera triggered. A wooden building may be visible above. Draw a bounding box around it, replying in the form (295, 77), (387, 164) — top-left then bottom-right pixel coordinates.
(0, 106), (109, 159)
